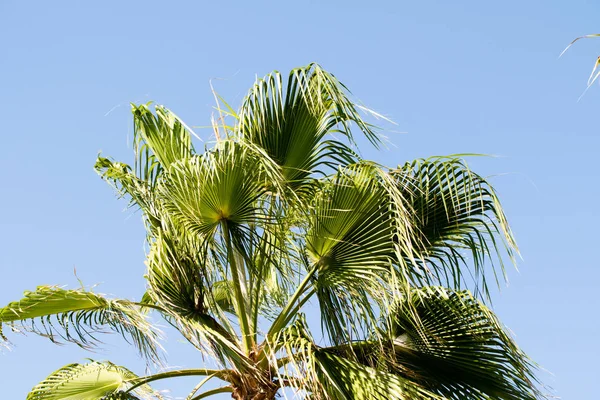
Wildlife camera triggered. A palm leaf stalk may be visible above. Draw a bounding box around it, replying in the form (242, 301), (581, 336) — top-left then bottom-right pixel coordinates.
(2, 63), (544, 399)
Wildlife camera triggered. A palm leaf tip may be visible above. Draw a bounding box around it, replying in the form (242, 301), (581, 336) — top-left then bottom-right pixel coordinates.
(159, 140), (281, 236)
(0, 286), (162, 363)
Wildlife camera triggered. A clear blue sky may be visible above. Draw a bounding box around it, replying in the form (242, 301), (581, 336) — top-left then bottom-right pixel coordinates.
(1, 0), (597, 398)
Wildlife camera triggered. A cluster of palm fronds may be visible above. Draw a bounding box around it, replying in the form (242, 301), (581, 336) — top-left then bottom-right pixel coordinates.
(1, 64), (544, 399)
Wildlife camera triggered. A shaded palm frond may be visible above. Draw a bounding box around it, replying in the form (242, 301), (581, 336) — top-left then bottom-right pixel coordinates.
(159, 140), (280, 237)
(386, 287), (542, 399)
(144, 229), (248, 367)
(274, 315), (440, 400)
(145, 230), (217, 321)
(311, 350), (441, 400)
(160, 309), (256, 374)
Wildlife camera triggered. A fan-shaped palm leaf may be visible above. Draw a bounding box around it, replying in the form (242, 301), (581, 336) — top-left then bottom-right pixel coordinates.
(299, 163), (417, 346)
(274, 315), (441, 400)
(237, 63), (381, 198)
(386, 287), (541, 399)
(131, 103), (195, 185)
(393, 157), (517, 298)
(27, 360), (160, 400)
(159, 140), (280, 237)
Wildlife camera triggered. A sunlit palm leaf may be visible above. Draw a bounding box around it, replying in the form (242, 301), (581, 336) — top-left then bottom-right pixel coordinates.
(94, 157), (162, 230)
(312, 351), (441, 400)
(0, 286), (161, 363)
(237, 63), (381, 197)
(27, 360), (160, 400)
(163, 312), (250, 371)
(275, 315), (440, 400)
(83, 64), (545, 399)
(159, 140), (279, 237)
(211, 280), (235, 313)
(131, 103), (195, 186)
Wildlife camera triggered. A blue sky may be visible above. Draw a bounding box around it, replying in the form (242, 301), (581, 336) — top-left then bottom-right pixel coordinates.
(1, 0), (598, 398)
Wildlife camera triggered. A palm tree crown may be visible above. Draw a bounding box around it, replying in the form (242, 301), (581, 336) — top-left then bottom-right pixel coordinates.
(1, 64), (544, 399)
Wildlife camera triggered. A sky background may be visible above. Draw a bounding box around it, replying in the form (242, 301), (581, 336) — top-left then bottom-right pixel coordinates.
(1, 0), (598, 398)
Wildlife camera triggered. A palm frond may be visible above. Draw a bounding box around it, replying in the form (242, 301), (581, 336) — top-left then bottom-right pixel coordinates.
(144, 230), (251, 368)
(394, 156), (517, 298)
(27, 360), (160, 400)
(162, 310), (257, 374)
(274, 315), (440, 400)
(304, 163), (416, 345)
(83, 64), (544, 399)
(131, 103), (195, 185)
(0, 286), (161, 363)
(94, 157), (163, 231)
(145, 230), (218, 321)
(237, 63), (381, 196)
(311, 350), (441, 400)
(559, 34), (600, 91)
(386, 287), (542, 399)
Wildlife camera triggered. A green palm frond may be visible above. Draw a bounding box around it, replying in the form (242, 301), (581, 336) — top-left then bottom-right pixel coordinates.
(162, 310), (256, 373)
(95, 157), (154, 210)
(211, 280), (235, 313)
(0, 286), (161, 363)
(311, 350), (441, 400)
(159, 140), (281, 237)
(131, 103), (195, 185)
(304, 163), (416, 345)
(95, 103), (198, 233)
(145, 230), (217, 321)
(237, 63), (381, 197)
(94, 157), (163, 234)
(274, 315), (440, 400)
(27, 360), (160, 400)
(394, 157), (517, 297)
(144, 232), (250, 369)
(386, 287), (541, 399)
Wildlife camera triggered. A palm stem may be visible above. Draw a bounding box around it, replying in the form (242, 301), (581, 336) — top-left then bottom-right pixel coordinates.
(222, 221), (254, 353)
(266, 264), (318, 340)
(185, 373), (219, 400)
(125, 369), (229, 394)
(190, 386), (233, 400)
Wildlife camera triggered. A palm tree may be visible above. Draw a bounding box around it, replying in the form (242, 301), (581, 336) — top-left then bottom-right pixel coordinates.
(1, 64), (543, 399)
